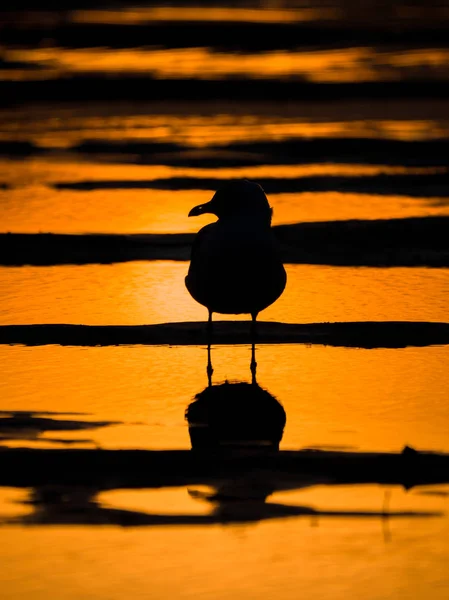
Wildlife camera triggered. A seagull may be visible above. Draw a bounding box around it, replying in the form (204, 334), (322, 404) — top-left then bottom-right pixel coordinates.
(185, 179), (287, 383)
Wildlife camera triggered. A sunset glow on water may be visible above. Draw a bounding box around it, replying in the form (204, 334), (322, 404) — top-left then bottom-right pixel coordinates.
(5, 46), (449, 82)
(1, 1), (449, 599)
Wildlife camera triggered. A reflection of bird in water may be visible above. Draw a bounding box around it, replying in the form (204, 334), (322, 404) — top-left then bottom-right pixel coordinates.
(186, 380), (286, 506)
(186, 179), (287, 383)
(186, 380), (286, 452)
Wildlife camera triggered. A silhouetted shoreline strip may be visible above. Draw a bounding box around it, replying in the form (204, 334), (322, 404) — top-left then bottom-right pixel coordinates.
(3, 138), (449, 168)
(53, 172), (449, 197)
(207, 138), (449, 168)
(0, 141), (46, 156)
(1, 446), (448, 491)
(3, 78), (449, 106)
(0, 232), (193, 265)
(1, 321), (449, 348)
(3, 20), (449, 52)
(1, 217), (449, 266)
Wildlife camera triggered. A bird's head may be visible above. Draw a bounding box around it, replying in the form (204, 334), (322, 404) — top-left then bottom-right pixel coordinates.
(188, 179), (273, 225)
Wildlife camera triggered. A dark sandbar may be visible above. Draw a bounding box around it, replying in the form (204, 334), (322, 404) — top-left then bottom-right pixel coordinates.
(1, 446), (448, 491)
(1, 217), (449, 266)
(4, 18), (449, 51)
(72, 137), (449, 168)
(3, 78), (449, 107)
(4, 138), (449, 168)
(1, 321), (449, 348)
(53, 172), (449, 197)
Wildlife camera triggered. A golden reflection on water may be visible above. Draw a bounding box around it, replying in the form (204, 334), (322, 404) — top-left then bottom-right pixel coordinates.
(2, 5), (449, 599)
(1, 344), (449, 453)
(0, 160), (444, 184)
(72, 6), (338, 25)
(2, 187), (448, 234)
(99, 484), (449, 519)
(1, 109), (448, 146)
(0, 511), (447, 600)
(1, 160), (448, 233)
(98, 488), (214, 516)
(1, 353), (449, 598)
(1, 263), (449, 325)
(5, 47), (449, 83)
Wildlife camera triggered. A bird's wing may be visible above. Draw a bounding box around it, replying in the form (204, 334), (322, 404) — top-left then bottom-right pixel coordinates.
(189, 223), (217, 262)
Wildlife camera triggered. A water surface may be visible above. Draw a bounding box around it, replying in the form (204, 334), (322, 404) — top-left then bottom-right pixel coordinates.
(1, 2), (448, 599)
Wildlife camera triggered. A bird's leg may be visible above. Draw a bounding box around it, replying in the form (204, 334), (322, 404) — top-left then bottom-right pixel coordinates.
(207, 310), (213, 387)
(250, 312), (258, 385)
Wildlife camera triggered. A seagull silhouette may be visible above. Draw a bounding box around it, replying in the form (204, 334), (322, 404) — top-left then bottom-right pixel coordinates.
(186, 179), (287, 383)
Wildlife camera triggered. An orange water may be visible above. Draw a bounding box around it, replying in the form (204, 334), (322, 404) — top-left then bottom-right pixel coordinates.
(1, 2), (449, 597)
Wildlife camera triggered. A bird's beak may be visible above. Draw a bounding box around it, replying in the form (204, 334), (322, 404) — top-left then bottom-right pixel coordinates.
(188, 200), (215, 217)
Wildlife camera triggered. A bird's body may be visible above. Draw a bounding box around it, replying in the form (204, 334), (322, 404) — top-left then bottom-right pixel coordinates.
(186, 180), (286, 318)
(185, 179), (287, 383)
(186, 219), (286, 316)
